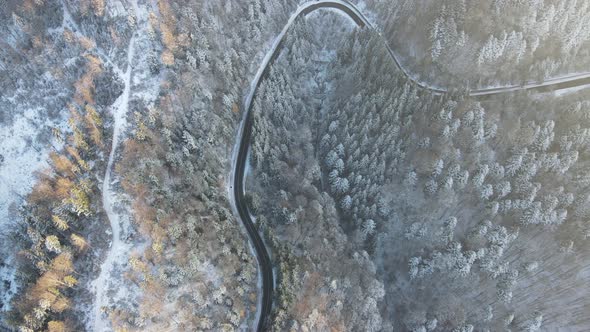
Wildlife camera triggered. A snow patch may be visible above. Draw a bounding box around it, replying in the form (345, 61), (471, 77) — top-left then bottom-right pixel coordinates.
(0, 107), (67, 313)
(90, 26), (137, 332)
(553, 84), (590, 97)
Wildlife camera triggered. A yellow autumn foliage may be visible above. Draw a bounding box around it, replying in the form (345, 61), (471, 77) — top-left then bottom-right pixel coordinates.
(161, 49), (174, 66)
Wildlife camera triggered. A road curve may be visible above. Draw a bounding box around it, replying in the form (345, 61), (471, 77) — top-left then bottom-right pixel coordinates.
(229, 1), (590, 331)
(229, 2), (370, 331)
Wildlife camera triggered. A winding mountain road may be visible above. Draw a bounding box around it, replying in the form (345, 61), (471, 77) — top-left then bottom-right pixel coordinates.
(230, 1), (590, 331)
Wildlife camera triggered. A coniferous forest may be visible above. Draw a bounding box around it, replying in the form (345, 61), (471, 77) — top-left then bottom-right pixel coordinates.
(3, 0), (590, 331)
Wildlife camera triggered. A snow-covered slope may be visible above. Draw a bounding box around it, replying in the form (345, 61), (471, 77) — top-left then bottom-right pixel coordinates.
(0, 107), (67, 314)
(90, 32), (136, 331)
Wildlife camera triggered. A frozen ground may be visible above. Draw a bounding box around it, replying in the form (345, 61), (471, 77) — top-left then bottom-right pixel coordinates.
(553, 83), (590, 97)
(0, 107), (67, 314)
(90, 32), (136, 331)
(0, 0), (72, 315)
(0, 255), (17, 315)
(88, 1), (162, 329)
(0, 106), (68, 227)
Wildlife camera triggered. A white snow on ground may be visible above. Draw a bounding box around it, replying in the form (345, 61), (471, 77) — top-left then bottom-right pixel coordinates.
(88, 1), (164, 329)
(1, 0), (587, 327)
(0, 1), (74, 316)
(350, 0), (379, 28)
(351, 0), (590, 96)
(90, 25), (137, 332)
(553, 83), (590, 97)
(0, 107), (67, 313)
(0, 109), (49, 228)
(474, 71), (590, 92)
(0, 256), (18, 313)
